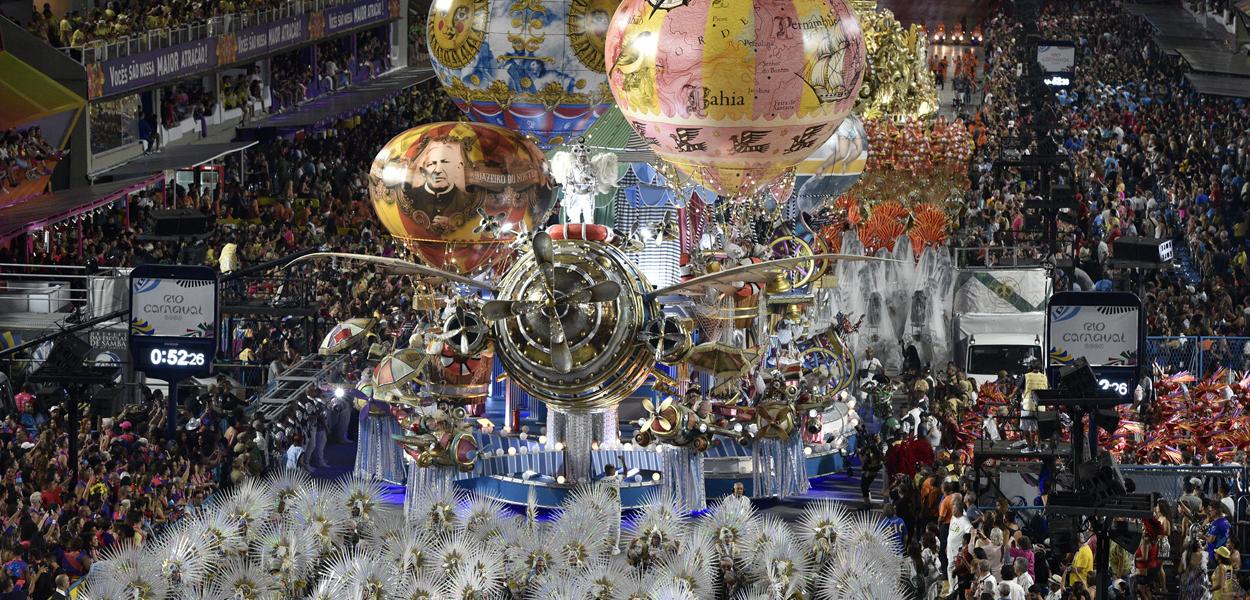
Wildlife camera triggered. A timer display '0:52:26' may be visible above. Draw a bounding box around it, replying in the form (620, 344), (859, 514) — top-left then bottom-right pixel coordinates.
(149, 348), (207, 366)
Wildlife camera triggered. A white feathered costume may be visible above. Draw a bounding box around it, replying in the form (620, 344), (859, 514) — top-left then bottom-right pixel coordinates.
(551, 141), (618, 224)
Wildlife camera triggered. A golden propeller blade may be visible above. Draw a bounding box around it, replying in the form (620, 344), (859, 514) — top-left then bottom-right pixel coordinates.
(658, 397), (673, 413)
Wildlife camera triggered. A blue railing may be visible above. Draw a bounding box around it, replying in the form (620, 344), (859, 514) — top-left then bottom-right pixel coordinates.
(1144, 336), (1250, 376)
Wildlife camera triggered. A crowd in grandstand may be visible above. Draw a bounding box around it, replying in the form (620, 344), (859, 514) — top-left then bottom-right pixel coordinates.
(871, 3), (1250, 599)
(270, 51), (316, 112)
(1, 127), (59, 198)
(26, 0), (294, 48)
(316, 38), (358, 93)
(0, 379), (253, 599)
(961, 1), (1250, 340)
(0, 86), (459, 596)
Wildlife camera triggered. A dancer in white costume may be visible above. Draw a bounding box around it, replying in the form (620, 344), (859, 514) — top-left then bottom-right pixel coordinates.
(551, 139), (617, 224)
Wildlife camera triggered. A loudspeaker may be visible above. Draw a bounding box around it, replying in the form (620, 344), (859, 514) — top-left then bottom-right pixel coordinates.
(43, 334), (91, 373)
(91, 386), (122, 415)
(1108, 520), (1142, 552)
(1047, 515), (1080, 555)
(1058, 358), (1098, 394)
(151, 209), (212, 237)
(1113, 236), (1173, 263)
(1036, 411), (1061, 440)
(1093, 407), (1120, 434)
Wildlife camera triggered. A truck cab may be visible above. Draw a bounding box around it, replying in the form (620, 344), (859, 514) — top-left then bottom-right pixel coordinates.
(954, 312), (1046, 388)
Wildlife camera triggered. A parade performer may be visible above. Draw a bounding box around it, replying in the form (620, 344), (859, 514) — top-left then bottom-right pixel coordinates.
(296, 389), (329, 469)
(858, 431), (884, 507)
(353, 370), (405, 484)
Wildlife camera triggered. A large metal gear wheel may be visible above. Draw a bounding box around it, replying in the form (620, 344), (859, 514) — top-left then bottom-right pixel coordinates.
(489, 236), (658, 412)
(769, 235), (817, 289)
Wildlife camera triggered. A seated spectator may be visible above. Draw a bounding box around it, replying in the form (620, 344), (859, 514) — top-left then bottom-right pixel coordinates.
(0, 127), (60, 197)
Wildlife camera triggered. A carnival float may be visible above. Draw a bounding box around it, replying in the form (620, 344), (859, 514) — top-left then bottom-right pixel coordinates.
(289, 0), (966, 516)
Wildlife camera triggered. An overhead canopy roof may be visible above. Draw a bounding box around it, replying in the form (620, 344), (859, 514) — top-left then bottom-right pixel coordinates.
(0, 51), (85, 129)
(1177, 46), (1250, 76)
(243, 66), (436, 130)
(1153, 34), (1219, 56)
(93, 140), (257, 181)
(0, 175), (160, 242)
(1127, 3), (1220, 40)
(1186, 72), (1250, 97)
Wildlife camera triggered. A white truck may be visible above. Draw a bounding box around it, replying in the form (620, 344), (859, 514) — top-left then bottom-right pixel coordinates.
(951, 268), (1052, 387)
(953, 313), (1046, 387)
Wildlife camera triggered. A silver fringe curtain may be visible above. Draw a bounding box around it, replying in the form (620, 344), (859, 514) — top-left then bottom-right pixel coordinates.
(751, 433), (810, 499)
(562, 410), (595, 482)
(660, 445), (707, 513)
(354, 406), (406, 485)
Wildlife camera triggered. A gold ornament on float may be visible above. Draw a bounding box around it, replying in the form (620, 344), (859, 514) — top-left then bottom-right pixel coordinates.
(853, 6), (938, 120)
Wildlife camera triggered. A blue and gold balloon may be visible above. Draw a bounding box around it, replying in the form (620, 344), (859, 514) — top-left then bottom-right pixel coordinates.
(428, 0), (620, 148)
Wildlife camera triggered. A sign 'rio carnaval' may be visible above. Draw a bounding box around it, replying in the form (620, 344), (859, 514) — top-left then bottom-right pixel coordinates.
(604, 0), (866, 198)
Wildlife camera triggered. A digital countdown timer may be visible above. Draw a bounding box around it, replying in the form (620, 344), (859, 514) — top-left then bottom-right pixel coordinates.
(129, 264), (218, 379)
(147, 348), (208, 367)
(131, 335), (216, 377)
(1085, 365), (1138, 399)
(1098, 378), (1130, 397)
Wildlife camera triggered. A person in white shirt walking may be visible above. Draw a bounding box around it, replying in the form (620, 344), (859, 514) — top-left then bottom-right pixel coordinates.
(947, 495), (974, 588)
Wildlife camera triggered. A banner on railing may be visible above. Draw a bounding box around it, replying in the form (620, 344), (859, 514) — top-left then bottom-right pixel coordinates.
(87, 38), (218, 99)
(229, 14), (310, 63)
(324, 0), (393, 35)
(84, 0), (399, 99)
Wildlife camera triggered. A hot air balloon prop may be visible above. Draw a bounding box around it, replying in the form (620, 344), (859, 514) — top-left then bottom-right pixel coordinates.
(605, 0), (867, 198)
(368, 122), (556, 276)
(427, 0), (622, 148)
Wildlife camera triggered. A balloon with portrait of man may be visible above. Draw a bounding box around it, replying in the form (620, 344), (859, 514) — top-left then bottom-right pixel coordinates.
(369, 121), (556, 276)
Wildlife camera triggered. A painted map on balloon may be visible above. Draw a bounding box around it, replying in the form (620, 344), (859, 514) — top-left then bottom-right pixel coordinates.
(605, 0), (866, 197)
(428, 0), (619, 148)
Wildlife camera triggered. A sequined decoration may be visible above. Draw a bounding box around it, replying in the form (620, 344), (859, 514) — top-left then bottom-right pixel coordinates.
(562, 410), (595, 482)
(596, 407), (621, 449)
(751, 434), (811, 499)
(547, 409), (563, 447)
(354, 406), (406, 485)
(659, 445), (706, 513)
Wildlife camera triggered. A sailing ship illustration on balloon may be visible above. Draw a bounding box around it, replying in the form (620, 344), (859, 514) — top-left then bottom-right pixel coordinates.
(798, 25), (864, 105)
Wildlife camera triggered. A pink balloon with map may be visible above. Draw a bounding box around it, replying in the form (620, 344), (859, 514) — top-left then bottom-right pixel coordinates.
(605, 0), (867, 198)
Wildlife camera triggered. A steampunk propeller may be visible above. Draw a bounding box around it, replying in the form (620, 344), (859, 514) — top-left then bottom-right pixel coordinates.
(638, 316), (691, 364)
(481, 232), (621, 374)
(639, 396), (677, 435)
(441, 304), (489, 356)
